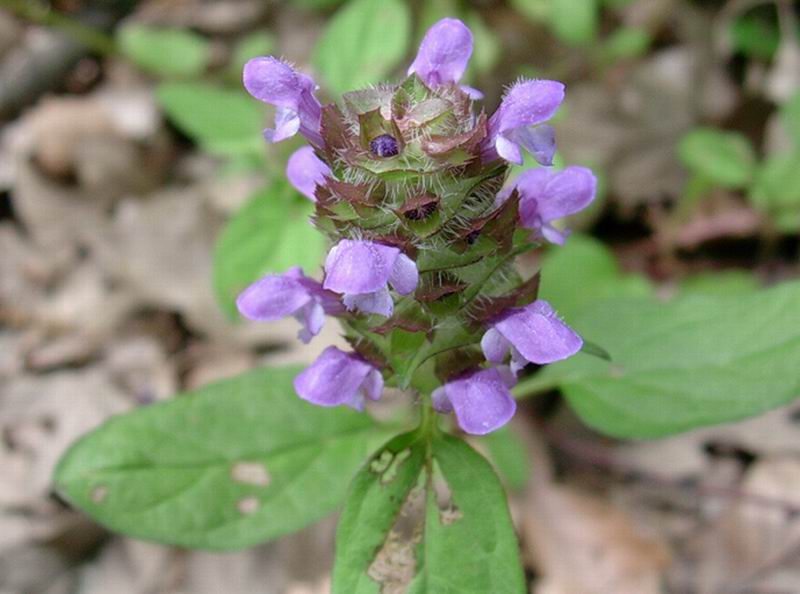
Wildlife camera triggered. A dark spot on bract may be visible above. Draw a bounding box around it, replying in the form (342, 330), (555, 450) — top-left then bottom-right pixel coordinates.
(370, 134), (400, 157)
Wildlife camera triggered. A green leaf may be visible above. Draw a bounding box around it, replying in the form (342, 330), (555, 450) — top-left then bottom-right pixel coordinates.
(212, 182), (326, 319)
(118, 25), (210, 78)
(780, 91), (800, 147)
(730, 14), (780, 60)
(679, 270), (759, 297)
(409, 435), (527, 593)
(477, 426), (531, 490)
(332, 434), (526, 593)
(292, 0), (345, 8)
(601, 27), (651, 62)
(749, 150), (800, 231)
(540, 281), (800, 438)
(55, 366), (385, 550)
(313, 0), (411, 95)
(156, 82), (265, 157)
(549, 0), (598, 46)
(509, 0), (549, 23)
(538, 234), (653, 322)
(677, 128), (756, 188)
(332, 431), (426, 594)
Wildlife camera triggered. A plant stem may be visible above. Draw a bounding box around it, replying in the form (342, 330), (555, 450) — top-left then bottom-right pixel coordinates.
(511, 373), (562, 400)
(0, 0), (117, 56)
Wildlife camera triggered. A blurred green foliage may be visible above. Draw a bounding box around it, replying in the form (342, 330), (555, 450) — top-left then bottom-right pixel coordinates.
(117, 25), (210, 77)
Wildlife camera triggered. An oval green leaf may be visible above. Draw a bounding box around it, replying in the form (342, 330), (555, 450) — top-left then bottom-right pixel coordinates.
(156, 82), (265, 156)
(677, 127), (756, 188)
(55, 366), (382, 550)
(118, 25), (210, 78)
(541, 281), (800, 438)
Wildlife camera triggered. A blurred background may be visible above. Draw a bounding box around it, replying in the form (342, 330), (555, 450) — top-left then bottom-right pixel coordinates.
(1, 0), (799, 592)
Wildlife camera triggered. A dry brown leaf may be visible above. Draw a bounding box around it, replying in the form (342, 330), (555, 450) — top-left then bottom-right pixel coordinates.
(689, 457), (800, 594)
(524, 483), (671, 594)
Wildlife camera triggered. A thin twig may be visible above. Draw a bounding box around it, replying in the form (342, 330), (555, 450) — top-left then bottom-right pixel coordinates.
(0, 0), (117, 56)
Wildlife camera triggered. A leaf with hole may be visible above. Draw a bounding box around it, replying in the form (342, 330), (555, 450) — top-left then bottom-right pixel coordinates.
(55, 366), (385, 550)
(332, 431), (426, 593)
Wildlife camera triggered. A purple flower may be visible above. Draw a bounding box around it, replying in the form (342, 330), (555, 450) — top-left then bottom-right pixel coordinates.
(510, 166), (597, 244)
(323, 240), (418, 317)
(294, 346), (383, 410)
(409, 18), (474, 88)
(432, 367), (517, 435)
(482, 79), (565, 165)
(236, 267), (341, 343)
(481, 300), (582, 374)
(286, 146), (331, 201)
(243, 57), (323, 146)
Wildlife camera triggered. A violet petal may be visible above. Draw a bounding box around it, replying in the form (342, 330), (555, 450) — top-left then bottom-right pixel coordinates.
(491, 79), (565, 134)
(242, 57), (322, 145)
(535, 166), (597, 223)
(510, 124), (556, 166)
(286, 146), (331, 202)
(236, 269), (312, 321)
(495, 134), (523, 165)
(408, 18), (474, 86)
(441, 368), (517, 435)
(243, 57), (312, 107)
(293, 346), (382, 409)
(343, 288), (394, 317)
(388, 253), (419, 295)
(432, 386), (453, 413)
(323, 240), (401, 295)
(480, 328), (511, 364)
(494, 300), (582, 365)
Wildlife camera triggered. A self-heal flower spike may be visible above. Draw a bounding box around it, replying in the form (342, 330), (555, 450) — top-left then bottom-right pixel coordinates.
(513, 166), (597, 244)
(236, 267), (341, 343)
(482, 79), (566, 165)
(323, 240), (418, 317)
(481, 300), (582, 374)
(432, 367), (517, 435)
(243, 57), (323, 146)
(294, 346), (383, 410)
(408, 18), (477, 94)
(238, 17), (591, 432)
(286, 146), (330, 201)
